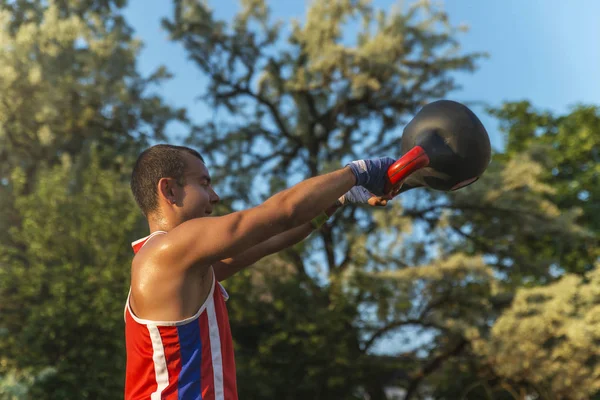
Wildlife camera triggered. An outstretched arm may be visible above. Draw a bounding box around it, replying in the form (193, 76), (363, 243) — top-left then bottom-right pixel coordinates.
(154, 157), (394, 275)
(213, 203), (341, 281)
(213, 194), (391, 281)
(213, 220), (315, 281)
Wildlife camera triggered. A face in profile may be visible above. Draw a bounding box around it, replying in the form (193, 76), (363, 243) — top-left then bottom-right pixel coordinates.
(176, 153), (220, 221)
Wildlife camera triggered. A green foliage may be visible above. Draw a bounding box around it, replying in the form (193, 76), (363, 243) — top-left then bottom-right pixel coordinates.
(446, 153), (587, 285)
(0, 0), (597, 399)
(428, 104), (600, 399)
(490, 101), (600, 273)
(0, 150), (142, 398)
(0, 1), (179, 398)
(0, 367), (56, 400)
(441, 102), (600, 400)
(224, 262), (367, 399)
(471, 265), (600, 399)
(0, 0), (184, 185)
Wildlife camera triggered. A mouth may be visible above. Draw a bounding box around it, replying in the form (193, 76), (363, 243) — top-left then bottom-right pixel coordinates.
(205, 209), (213, 215)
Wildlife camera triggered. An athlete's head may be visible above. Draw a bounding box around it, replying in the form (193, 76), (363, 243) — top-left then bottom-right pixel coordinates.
(130, 144), (220, 226)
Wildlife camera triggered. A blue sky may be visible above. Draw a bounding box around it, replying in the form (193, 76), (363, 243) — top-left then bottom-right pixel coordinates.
(124, 0), (600, 151)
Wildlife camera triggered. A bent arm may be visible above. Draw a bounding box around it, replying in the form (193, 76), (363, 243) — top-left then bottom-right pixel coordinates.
(158, 167), (356, 271)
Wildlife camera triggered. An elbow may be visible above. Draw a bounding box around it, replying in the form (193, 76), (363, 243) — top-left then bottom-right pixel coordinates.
(281, 201), (300, 230)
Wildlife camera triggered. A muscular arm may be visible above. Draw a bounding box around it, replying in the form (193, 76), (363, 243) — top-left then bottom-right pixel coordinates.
(213, 190), (393, 281)
(213, 222), (313, 281)
(158, 167), (357, 272)
(213, 203), (343, 281)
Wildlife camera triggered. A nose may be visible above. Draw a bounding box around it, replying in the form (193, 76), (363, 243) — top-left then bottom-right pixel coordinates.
(210, 188), (220, 204)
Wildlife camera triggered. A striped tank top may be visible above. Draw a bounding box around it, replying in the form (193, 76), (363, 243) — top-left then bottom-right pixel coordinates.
(125, 231), (237, 399)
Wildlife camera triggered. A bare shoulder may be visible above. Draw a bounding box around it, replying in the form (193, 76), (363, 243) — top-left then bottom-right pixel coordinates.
(130, 234), (173, 293)
(129, 233), (213, 322)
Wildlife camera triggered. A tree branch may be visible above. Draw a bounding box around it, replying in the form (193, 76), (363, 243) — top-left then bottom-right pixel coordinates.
(403, 337), (468, 400)
(363, 319), (446, 351)
(319, 228), (336, 275)
(362, 294), (451, 351)
(212, 76), (301, 146)
(403, 202), (561, 223)
(365, 247), (409, 270)
(337, 240), (354, 272)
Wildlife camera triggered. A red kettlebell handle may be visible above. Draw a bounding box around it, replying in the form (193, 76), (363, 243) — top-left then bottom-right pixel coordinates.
(384, 146), (430, 194)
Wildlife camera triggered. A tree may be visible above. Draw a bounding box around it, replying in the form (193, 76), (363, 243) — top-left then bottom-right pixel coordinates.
(425, 103), (600, 399)
(0, 0), (182, 179)
(163, 0), (594, 398)
(469, 264), (600, 400)
(1, 149), (144, 398)
(489, 101), (600, 274)
(0, 0), (183, 244)
(161, 1), (497, 398)
(439, 102), (600, 400)
(0, 0), (182, 397)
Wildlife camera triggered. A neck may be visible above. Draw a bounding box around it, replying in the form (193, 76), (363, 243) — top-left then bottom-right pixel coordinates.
(147, 214), (178, 233)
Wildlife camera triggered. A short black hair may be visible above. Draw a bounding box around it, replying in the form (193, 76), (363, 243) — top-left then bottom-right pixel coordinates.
(130, 144), (205, 217)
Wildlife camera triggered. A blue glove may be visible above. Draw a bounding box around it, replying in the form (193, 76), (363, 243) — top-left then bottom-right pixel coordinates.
(339, 186), (373, 204)
(347, 157), (396, 196)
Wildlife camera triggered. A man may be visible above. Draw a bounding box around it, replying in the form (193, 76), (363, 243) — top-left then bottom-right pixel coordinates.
(125, 144), (394, 400)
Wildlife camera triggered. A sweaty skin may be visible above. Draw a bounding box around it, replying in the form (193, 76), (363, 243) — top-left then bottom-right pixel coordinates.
(129, 153), (391, 323)
(130, 153), (354, 323)
(125, 151), (392, 400)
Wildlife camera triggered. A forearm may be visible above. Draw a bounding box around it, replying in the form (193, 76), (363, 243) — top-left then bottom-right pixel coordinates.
(264, 167), (355, 228)
(255, 201), (342, 255)
(259, 223), (314, 256)
(254, 200), (342, 255)
(213, 224), (312, 281)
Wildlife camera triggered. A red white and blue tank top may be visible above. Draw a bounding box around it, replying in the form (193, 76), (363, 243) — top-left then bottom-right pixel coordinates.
(124, 231), (238, 400)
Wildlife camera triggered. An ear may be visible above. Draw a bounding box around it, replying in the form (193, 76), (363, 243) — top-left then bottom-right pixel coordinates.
(157, 177), (178, 204)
